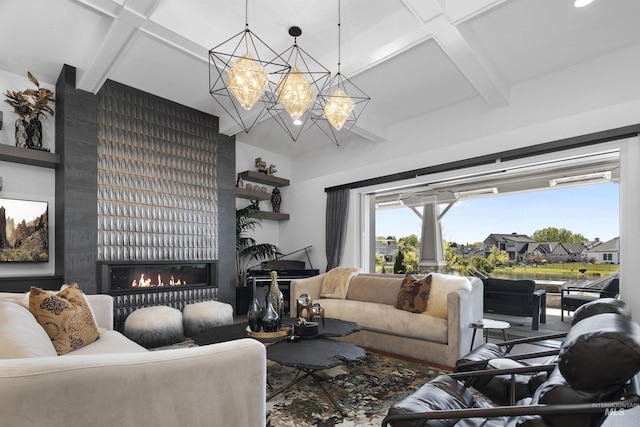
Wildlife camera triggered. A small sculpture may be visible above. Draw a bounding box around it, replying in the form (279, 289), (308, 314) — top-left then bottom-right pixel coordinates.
(255, 157), (268, 173)
(268, 164), (277, 175)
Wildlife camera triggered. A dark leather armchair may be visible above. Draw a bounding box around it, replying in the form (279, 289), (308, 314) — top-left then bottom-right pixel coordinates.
(561, 277), (619, 321)
(482, 278), (546, 330)
(383, 299), (640, 427)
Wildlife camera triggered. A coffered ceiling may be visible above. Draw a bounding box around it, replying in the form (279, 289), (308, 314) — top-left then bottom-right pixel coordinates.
(1, 0), (639, 156)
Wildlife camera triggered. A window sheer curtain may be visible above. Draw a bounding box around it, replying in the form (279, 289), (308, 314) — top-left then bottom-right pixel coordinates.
(325, 188), (350, 271)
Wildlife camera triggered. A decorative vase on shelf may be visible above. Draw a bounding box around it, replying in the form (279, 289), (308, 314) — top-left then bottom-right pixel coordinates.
(247, 298), (263, 332)
(15, 119), (29, 148)
(271, 187), (281, 213)
(261, 300), (279, 333)
(266, 270), (284, 328)
(28, 114), (42, 148)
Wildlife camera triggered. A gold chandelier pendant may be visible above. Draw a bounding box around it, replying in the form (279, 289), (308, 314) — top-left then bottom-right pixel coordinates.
(323, 88), (354, 131)
(277, 67), (313, 124)
(227, 53), (269, 111)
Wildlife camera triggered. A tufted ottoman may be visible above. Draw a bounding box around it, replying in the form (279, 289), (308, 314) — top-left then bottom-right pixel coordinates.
(124, 306), (184, 348)
(183, 301), (233, 337)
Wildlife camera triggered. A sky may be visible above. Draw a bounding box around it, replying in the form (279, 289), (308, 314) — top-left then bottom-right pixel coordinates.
(375, 183), (619, 244)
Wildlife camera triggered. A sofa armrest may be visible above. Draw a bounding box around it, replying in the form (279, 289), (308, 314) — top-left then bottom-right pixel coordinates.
(0, 338), (266, 427)
(290, 273), (325, 315)
(85, 294), (114, 330)
(446, 277), (484, 368)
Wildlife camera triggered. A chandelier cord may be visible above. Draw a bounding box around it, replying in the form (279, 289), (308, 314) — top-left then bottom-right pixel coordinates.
(337, 0), (342, 74)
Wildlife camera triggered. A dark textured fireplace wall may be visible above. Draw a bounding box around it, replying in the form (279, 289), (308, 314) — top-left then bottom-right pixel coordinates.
(55, 66), (236, 308)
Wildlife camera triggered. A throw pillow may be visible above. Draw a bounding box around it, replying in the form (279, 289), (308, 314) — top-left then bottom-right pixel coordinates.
(395, 273), (432, 313)
(423, 273), (472, 319)
(29, 283), (100, 355)
(395, 273), (422, 312)
(320, 267), (360, 299)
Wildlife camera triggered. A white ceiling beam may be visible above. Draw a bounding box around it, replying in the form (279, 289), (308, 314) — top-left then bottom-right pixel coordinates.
(401, 0), (509, 109)
(75, 0), (160, 93)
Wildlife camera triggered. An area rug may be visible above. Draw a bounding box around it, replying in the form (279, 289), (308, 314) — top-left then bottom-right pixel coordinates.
(266, 352), (447, 427)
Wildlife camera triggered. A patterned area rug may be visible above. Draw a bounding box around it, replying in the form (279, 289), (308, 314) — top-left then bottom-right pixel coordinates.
(266, 352), (447, 427)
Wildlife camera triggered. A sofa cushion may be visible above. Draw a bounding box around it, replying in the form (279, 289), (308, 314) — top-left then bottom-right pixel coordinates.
(346, 274), (403, 305)
(65, 330), (147, 355)
(29, 284), (100, 355)
(424, 273), (471, 319)
(0, 300), (57, 359)
(317, 298), (448, 343)
(395, 273), (431, 313)
(320, 267), (360, 299)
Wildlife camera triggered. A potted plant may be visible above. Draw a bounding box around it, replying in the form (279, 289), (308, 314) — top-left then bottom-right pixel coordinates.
(4, 72), (54, 148)
(236, 204), (282, 287)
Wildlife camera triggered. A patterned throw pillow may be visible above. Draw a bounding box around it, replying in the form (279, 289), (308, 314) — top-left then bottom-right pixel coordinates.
(29, 283), (100, 355)
(395, 273), (432, 313)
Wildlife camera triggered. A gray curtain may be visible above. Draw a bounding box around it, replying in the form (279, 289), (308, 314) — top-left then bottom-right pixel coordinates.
(325, 188), (350, 271)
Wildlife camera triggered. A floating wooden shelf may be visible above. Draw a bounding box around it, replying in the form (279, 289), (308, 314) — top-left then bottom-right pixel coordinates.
(236, 187), (271, 200)
(238, 170), (289, 187)
(0, 143), (60, 169)
(257, 211), (290, 221)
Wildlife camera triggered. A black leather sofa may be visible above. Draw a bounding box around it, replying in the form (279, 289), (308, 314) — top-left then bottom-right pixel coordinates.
(482, 278), (546, 330)
(383, 298), (640, 427)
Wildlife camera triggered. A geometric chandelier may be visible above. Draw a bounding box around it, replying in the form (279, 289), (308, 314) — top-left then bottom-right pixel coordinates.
(313, 0), (370, 146)
(209, 1), (290, 133)
(267, 26), (331, 142)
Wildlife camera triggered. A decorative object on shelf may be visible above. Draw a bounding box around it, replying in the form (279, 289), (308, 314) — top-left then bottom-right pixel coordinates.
(255, 157), (268, 173)
(4, 72), (55, 149)
(268, 164), (277, 175)
(271, 187), (282, 212)
(267, 26), (330, 142)
(313, 0), (370, 146)
(266, 270), (284, 328)
(208, 0), (289, 133)
(236, 173), (244, 188)
(261, 186), (267, 193)
(15, 118), (28, 148)
(245, 183), (252, 191)
(29, 115), (42, 148)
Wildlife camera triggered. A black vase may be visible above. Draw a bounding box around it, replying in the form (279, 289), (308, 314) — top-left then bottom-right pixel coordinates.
(15, 119), (29, 148)
(271, 187), (281, 213)
(28, 115), (42, 148)
(247, 298), (263, 332)
(262, 300), (279, 333)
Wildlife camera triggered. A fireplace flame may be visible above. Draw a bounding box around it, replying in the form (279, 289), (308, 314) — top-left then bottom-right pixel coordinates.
(131, 273), (187, 288)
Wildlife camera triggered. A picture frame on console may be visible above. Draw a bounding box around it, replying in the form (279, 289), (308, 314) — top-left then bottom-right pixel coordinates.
(0, 197), (49, 263)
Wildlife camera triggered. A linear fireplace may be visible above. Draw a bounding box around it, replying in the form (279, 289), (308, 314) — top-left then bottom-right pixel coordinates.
(97, 261), (218, 331)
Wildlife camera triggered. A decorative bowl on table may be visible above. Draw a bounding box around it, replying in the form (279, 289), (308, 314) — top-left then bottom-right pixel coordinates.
(294, 320), (318, 337)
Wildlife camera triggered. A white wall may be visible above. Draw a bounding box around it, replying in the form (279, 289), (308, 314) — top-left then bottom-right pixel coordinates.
(0, 70), (56, 277)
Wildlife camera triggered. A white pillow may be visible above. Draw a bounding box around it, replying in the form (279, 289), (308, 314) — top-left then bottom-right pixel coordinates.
(489, 358), (525, 370)
(423, 273), (471, 319)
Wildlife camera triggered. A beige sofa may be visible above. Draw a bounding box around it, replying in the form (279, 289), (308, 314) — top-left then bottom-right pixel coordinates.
(290, 273), (483, 368)
(0, 292), (266, 427)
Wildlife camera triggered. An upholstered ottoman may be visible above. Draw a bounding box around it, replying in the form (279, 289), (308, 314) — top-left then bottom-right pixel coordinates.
(124, 306), (184, 348)
(183, 300), (233, 337)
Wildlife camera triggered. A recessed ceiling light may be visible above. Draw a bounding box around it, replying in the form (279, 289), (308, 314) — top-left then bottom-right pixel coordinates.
(574, 0), (594, 8)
